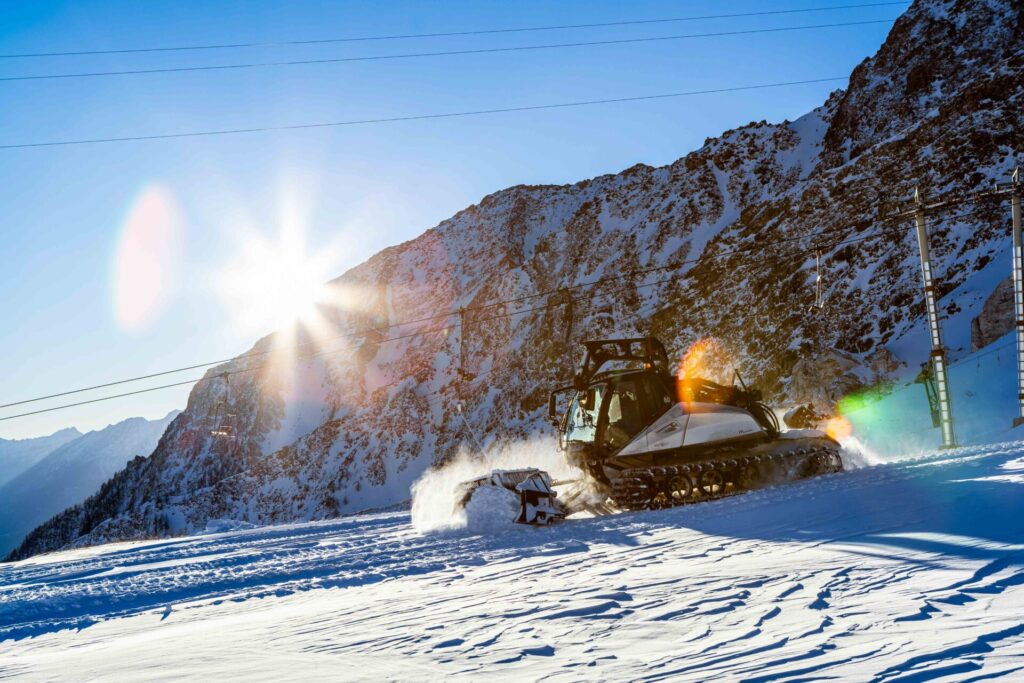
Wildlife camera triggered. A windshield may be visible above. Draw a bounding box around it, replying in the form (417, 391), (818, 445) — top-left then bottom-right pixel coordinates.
(565, 384), (605, 444)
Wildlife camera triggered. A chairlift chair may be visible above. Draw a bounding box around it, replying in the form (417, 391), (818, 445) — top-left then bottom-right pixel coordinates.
(808, 250), (826, 315)
(210, 373), (237, 439)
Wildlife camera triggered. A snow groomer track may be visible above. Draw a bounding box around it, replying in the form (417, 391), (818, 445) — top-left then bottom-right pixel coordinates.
(2, 442), (1023, 681)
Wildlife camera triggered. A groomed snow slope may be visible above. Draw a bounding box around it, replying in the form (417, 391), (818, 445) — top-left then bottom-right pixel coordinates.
(2, 443), (1023, 681)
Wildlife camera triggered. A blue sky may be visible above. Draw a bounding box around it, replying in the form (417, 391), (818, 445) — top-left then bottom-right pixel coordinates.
(0, 1), (905, 439)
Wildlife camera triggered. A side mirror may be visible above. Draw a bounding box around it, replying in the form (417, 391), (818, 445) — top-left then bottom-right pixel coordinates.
(547, 393), (559, 427)
(572, 372), (588, 392)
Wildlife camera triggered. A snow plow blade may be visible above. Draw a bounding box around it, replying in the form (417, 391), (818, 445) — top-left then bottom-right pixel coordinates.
(456, 468), (565, 526)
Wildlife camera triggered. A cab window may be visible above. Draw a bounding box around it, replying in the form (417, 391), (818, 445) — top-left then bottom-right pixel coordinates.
(603, 380), (645, 449)
(641, 374), (675, 417)
(565, 384), (604, 444)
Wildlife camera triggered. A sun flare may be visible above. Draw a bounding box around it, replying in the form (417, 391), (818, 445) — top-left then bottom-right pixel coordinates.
(677, 338), (734, 385)
(218, 222), (336, 337)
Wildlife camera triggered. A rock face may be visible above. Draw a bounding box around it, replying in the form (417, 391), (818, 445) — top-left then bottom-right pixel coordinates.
(9, 0), (1024, 560)
(971, 276), (1014, 350)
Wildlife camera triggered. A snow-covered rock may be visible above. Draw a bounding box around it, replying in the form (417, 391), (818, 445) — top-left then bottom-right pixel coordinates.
(9, 0), (1024, 560)
(786, 349), (866, 411)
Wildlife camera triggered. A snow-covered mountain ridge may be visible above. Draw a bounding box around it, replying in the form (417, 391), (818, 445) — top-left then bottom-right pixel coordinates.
(8, 0), (1022, 559)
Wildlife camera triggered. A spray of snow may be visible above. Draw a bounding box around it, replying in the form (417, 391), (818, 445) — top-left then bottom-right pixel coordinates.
(838, 435), (883, 469)
(410, 436), (578, 533)
(461, 485), (522, 533)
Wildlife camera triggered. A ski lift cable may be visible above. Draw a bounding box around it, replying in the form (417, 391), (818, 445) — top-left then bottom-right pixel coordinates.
(949, 340), (1014, 369)
(458, 200), (988, 328)
(1, 308), (523, 421)
(0, 77), (850, 149)
(0, 323), (455, 420)
(894, 327), (1012, 389)
(0, 203), (995, 419)
(0, 279), (698, 421)
(0, 377), (206, 421)
(0, 3), (910, 59)
(3, 20), (899, 83)
(462, 199), (1001, 315)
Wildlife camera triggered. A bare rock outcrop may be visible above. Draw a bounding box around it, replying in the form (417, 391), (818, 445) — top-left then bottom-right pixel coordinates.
(971, 276), (1014, 351)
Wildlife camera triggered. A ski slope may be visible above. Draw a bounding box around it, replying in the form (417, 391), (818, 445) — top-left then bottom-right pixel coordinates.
(2, 441), (1023, 681)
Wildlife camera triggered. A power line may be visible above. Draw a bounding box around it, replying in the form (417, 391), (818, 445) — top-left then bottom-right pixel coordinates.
(0, 3), (909, 59)
(2, 202), (993, 422)
(0, 76), (848, 150)
(1, 20), (897, 83)
(950, 339), (1013, 369)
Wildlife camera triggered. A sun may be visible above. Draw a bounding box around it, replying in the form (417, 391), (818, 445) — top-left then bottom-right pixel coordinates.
(218, 221), (337, 337)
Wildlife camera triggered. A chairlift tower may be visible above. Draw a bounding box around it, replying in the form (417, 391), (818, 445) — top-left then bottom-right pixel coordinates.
(912, 188), (956, 448)
(1010, 168), (1024, 427)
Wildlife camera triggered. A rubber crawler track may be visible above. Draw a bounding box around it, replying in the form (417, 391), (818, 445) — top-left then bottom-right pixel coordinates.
(609, 444), (843, 511)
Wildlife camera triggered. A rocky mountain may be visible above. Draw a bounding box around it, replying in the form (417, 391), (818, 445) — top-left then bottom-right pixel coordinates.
(0, 427), (81, 489)
(0, 412), (178, 555)
(971, 276), (1014, 350)
(8, 0), (1023, 560)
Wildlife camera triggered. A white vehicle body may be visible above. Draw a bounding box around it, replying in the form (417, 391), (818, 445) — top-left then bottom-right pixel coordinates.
(617, 402), (765, 456)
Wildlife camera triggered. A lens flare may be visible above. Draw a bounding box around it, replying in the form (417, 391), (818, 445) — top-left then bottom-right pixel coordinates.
(112, 184), (184, 332)
(825, 415), (854, 440)
(676, 338), (736, 403)
(677, 338), (734, 382)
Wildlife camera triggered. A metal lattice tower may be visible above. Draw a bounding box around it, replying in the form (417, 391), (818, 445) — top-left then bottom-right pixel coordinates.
(912, 188), (956, 448)
(1010, 168), (1024, 427)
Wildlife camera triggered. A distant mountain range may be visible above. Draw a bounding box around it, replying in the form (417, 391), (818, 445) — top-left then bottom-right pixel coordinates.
(0, 412), (177, 555)
(8, 0), (1023, 560)
(0, 428), (81, 488)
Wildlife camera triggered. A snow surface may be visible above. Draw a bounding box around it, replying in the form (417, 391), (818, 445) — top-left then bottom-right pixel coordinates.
(847, 328), (1024, 456)
(2, 441), (1022, 680)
